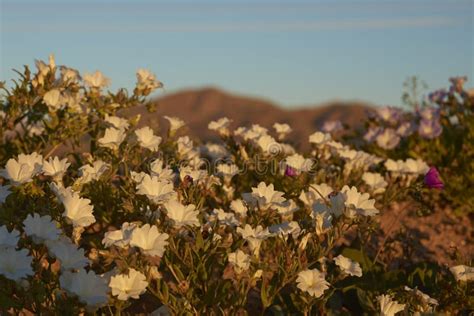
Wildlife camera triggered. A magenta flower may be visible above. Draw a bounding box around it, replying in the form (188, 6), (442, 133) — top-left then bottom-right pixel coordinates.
(284, 166), (298, 177)
(424, 167), (444, 189)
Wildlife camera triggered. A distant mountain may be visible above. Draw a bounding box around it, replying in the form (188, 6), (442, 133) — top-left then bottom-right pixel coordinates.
(122, 87), (372, 148)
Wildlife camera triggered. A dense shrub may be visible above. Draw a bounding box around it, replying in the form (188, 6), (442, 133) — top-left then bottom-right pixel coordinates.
(0, 56), (472, 315)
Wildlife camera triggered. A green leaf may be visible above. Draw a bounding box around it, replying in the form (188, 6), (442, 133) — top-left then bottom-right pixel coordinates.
(341, 248), (373, 271)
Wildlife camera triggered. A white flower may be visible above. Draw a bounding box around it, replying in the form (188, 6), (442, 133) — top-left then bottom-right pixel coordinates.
(179, 166), (207, 183)
(131, 171), (148, 183)
(78, 160), (109, 184)
(60, 66), (79, 84)
(83, 71), (110, 89)
(275, 199), (299, 217)
(18, 152), (43, 171)
(299, 183), (334, 207)
(228, 250), (251, 273)
(1, 153), (43, 185)
(296, 269), (330, 298)
(164, 200), (200, 228)
(102, 222), (137, 248)
(280, 143), (296, 155)
(337, 149), (382, 173)
(0, 184), (11, 204)
(50, 183), (74, 201)
(313, 209), (333, 235)
(249, 182), (285, 210)
(42, 156), (70, 180)
(130, 224), (169, 257)
(0, 225), (19, 247)
(362, 172), (388, 194)
(23, 213), (60, 242)
(104, 115), (130, 130)
(208, 117), (232, 135)
(35, 58), (50, 76)
(249, 124), (268, 137)
(403, 158), (429, 175)
(136, 175), (177, 204)
(273, 123), (292, 139)
(176, 136), (195, 158)
(236, 224), (270, 256)
(200, 143), (229, 160)
(135, 126), (162, 151)
(285, 154), (313, 173)
(230, 199), (248, 216)
(269, 221), (301, 239)
(28, 121), (45, 136)
(109, 268), (148, 301)
(404, 286), (438, 310)
(60, 269), (109, 308)
(333, 255), (362, 277)
(63, 92), (83, 112)
(210, 208), (240, 227)
(236, 125), (268, 141)
(327, 140), (345, 150)
(450, 265), (474, 282)
(164, 116), (185, 133)
(43, 89), (62, 111)
(378, 294), (405, 316)
(322, 120), (343, 133)
(136, 68), (162, 92)
(46, 237), (89, 271)
(376, 128), (400, 150)
(216, 163), (239, 180)
(150, 158), (175, 182)
(385, 159), (405, 174)
(256, 135), (281, 155)
(62, 191), (96, 227)
(309, 131), (332, 145)
(98, 127), (126, 151)
(341, 186), (379, 217)
(0, 248), (33, 282)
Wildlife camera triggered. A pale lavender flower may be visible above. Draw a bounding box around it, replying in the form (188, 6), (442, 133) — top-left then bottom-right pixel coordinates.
(428, 89), (447, 103)
(376, 106), (401, 124)
(449, 76), (467, 93)
(322, 120), (343, 133)
(418, 107), (440, 121)
(418, 119), (442, 139)
(363, 127), (382, 143)
(375, 128), (400, 150)
(396, 121), (415, 137)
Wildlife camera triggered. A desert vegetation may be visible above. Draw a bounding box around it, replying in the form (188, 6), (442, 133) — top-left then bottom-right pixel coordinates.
(0, 56), (472, 315)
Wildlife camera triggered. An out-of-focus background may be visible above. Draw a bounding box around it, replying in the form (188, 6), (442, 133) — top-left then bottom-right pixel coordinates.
(1, 0), (472, 139)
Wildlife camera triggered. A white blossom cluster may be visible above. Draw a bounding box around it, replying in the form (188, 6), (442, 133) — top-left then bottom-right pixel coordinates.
(0, 57), (469, 314)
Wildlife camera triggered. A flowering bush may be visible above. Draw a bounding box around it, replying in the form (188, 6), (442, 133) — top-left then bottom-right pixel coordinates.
(350, 78), (474, 215)
(0, 56), (472, 315)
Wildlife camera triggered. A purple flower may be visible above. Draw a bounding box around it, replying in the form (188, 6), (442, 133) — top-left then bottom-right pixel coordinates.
(396, 121), (415, 137)
(376, 106), (401, 124)
(449, 76), (467, 93)
(424, 167), (444, 189)
(364, 127), (382, 143)
(428, 89), (447, 104)
(322, 120), (343, 133)
(284, 166), (298, 177)
(418, 107), (440, 121)
(375, 128), (400, 150)
(418, 119), (442, 139)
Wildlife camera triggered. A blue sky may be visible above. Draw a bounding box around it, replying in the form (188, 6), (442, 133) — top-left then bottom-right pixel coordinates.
(1, 0), (472, 107)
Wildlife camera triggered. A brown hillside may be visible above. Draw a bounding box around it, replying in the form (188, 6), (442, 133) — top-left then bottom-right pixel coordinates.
(123, 87), (372, 147)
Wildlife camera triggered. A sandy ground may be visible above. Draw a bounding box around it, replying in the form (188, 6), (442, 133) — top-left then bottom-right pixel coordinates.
(375, 203), (473, 267)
